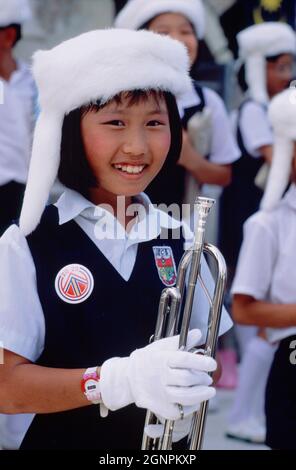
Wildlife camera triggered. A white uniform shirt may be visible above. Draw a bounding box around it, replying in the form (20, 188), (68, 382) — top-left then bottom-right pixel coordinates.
(178, 83), (240, 165)
(238, 100), (273, 158)
(0, 188), (232, 362)
(231, 184), (296, 343)
(0, 61), (35, 185)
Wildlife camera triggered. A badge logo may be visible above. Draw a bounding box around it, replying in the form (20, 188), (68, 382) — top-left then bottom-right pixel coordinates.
(153, 246), (177, 287)
(55, 264), (94, 304)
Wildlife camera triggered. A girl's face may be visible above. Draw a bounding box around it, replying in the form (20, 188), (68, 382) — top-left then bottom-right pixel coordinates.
(148, 12), (198, 66)
(266, 54), (294, 98)
(81, 93), (171, 204)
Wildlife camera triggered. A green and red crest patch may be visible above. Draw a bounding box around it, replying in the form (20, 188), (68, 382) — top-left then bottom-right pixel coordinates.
(153, 246), (177, 287)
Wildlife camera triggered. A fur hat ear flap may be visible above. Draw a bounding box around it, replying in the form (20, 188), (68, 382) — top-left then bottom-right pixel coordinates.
(19, 112), (64, 235)
(260, 136), (294, 211)
(245, 54), (268, 104)
(260, 87), (296, 211)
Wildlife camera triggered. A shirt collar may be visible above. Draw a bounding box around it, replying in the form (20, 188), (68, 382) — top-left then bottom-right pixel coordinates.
(54, 187), (190, 243)
(9, 61), (29, 85)
(54, 188), (93, 224)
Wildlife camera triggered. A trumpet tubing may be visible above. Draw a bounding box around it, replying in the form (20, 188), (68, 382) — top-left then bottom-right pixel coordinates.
(142, 197), (227, 451)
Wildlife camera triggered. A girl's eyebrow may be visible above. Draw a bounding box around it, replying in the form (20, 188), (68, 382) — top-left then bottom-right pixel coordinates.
(101, 108), (168, 115)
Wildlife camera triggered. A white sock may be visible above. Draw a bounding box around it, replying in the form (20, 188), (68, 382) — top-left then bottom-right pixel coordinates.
(228, 336), (276, 426)
(248, 338), (276, 424)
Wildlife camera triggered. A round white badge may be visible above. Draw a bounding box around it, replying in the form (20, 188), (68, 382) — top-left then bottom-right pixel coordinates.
(55, 264), (94, 304)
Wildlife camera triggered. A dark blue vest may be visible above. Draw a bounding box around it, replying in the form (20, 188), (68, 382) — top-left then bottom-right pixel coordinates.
(20, 205), (185, 449)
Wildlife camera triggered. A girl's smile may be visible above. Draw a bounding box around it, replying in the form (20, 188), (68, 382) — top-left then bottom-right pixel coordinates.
(112, 162), (147, 176)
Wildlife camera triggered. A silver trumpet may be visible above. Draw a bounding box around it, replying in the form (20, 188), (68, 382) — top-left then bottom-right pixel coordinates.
(142, 196), (227, 450)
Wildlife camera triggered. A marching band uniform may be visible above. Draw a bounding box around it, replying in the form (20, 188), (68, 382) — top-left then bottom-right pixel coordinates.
(231, 88), (296, 449)
(0, 29), (232, 449)
(1, 189), (232, 449)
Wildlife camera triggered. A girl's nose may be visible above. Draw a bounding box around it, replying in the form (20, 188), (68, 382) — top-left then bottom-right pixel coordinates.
(122, 129), (147, 156)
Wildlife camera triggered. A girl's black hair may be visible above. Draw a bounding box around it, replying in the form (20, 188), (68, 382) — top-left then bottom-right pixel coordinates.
(237, 63), (248, 93)
(237, 53), (292, 93)
(58, 90), (182, 199)
(0, 24), (22, 46)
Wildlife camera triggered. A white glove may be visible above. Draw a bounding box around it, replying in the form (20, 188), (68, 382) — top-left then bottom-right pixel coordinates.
(100, 329), (216, 420)
(145, 414), (193, 443)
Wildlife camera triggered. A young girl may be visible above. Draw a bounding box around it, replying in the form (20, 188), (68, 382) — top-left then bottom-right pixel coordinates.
(231, 87), (296, 449)
(219, 22), (296, 282)
(0, 29), (232, 450)
(221, 23), (295, 444)
(114, 0), (240, 207)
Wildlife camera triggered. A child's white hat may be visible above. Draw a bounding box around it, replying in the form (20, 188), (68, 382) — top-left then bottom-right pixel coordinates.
(114, 0), (205, 39)
(260, 86), (296, 211)
(237, 22), (296, 104)
(19, 28), (191, 236)
(0, 0), (32, 27)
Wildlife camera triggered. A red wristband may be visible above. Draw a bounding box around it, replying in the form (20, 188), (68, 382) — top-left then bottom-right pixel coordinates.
(81, 367), (101, 404)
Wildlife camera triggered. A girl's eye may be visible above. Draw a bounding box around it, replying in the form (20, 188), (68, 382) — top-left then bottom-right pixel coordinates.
(147, 120), (164, 127)
(105, 120), (125, 126)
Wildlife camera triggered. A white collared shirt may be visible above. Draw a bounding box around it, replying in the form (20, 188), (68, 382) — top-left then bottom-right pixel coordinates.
(178, 82), (240, 165)
(0, 61), (35, 185)
(231, 184), (296, 343)
(0, 188), (232, 362)
(238, 100), (273, 158)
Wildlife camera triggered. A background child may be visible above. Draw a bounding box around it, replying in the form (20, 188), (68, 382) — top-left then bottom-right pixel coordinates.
(231, 87), (296, 449)
(219, 22), (296, 285)
(0, 0), (36, 236)
(0, 28), (232, 449)
(220, 23), (295, 439)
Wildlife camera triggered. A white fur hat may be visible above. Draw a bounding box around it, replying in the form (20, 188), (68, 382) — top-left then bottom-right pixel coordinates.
(0, 0), (32, 27)
(114, 0), (205, 39)
(19, 28), (191, 235)
(237, 23), (296, 104)
(260, 86), (296, 211)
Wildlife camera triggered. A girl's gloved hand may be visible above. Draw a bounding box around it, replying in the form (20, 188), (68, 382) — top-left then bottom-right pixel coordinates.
(100, 329), (216, 420)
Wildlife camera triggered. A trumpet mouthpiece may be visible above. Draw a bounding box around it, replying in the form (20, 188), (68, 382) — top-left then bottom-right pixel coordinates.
(195, 197), (215, 216)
